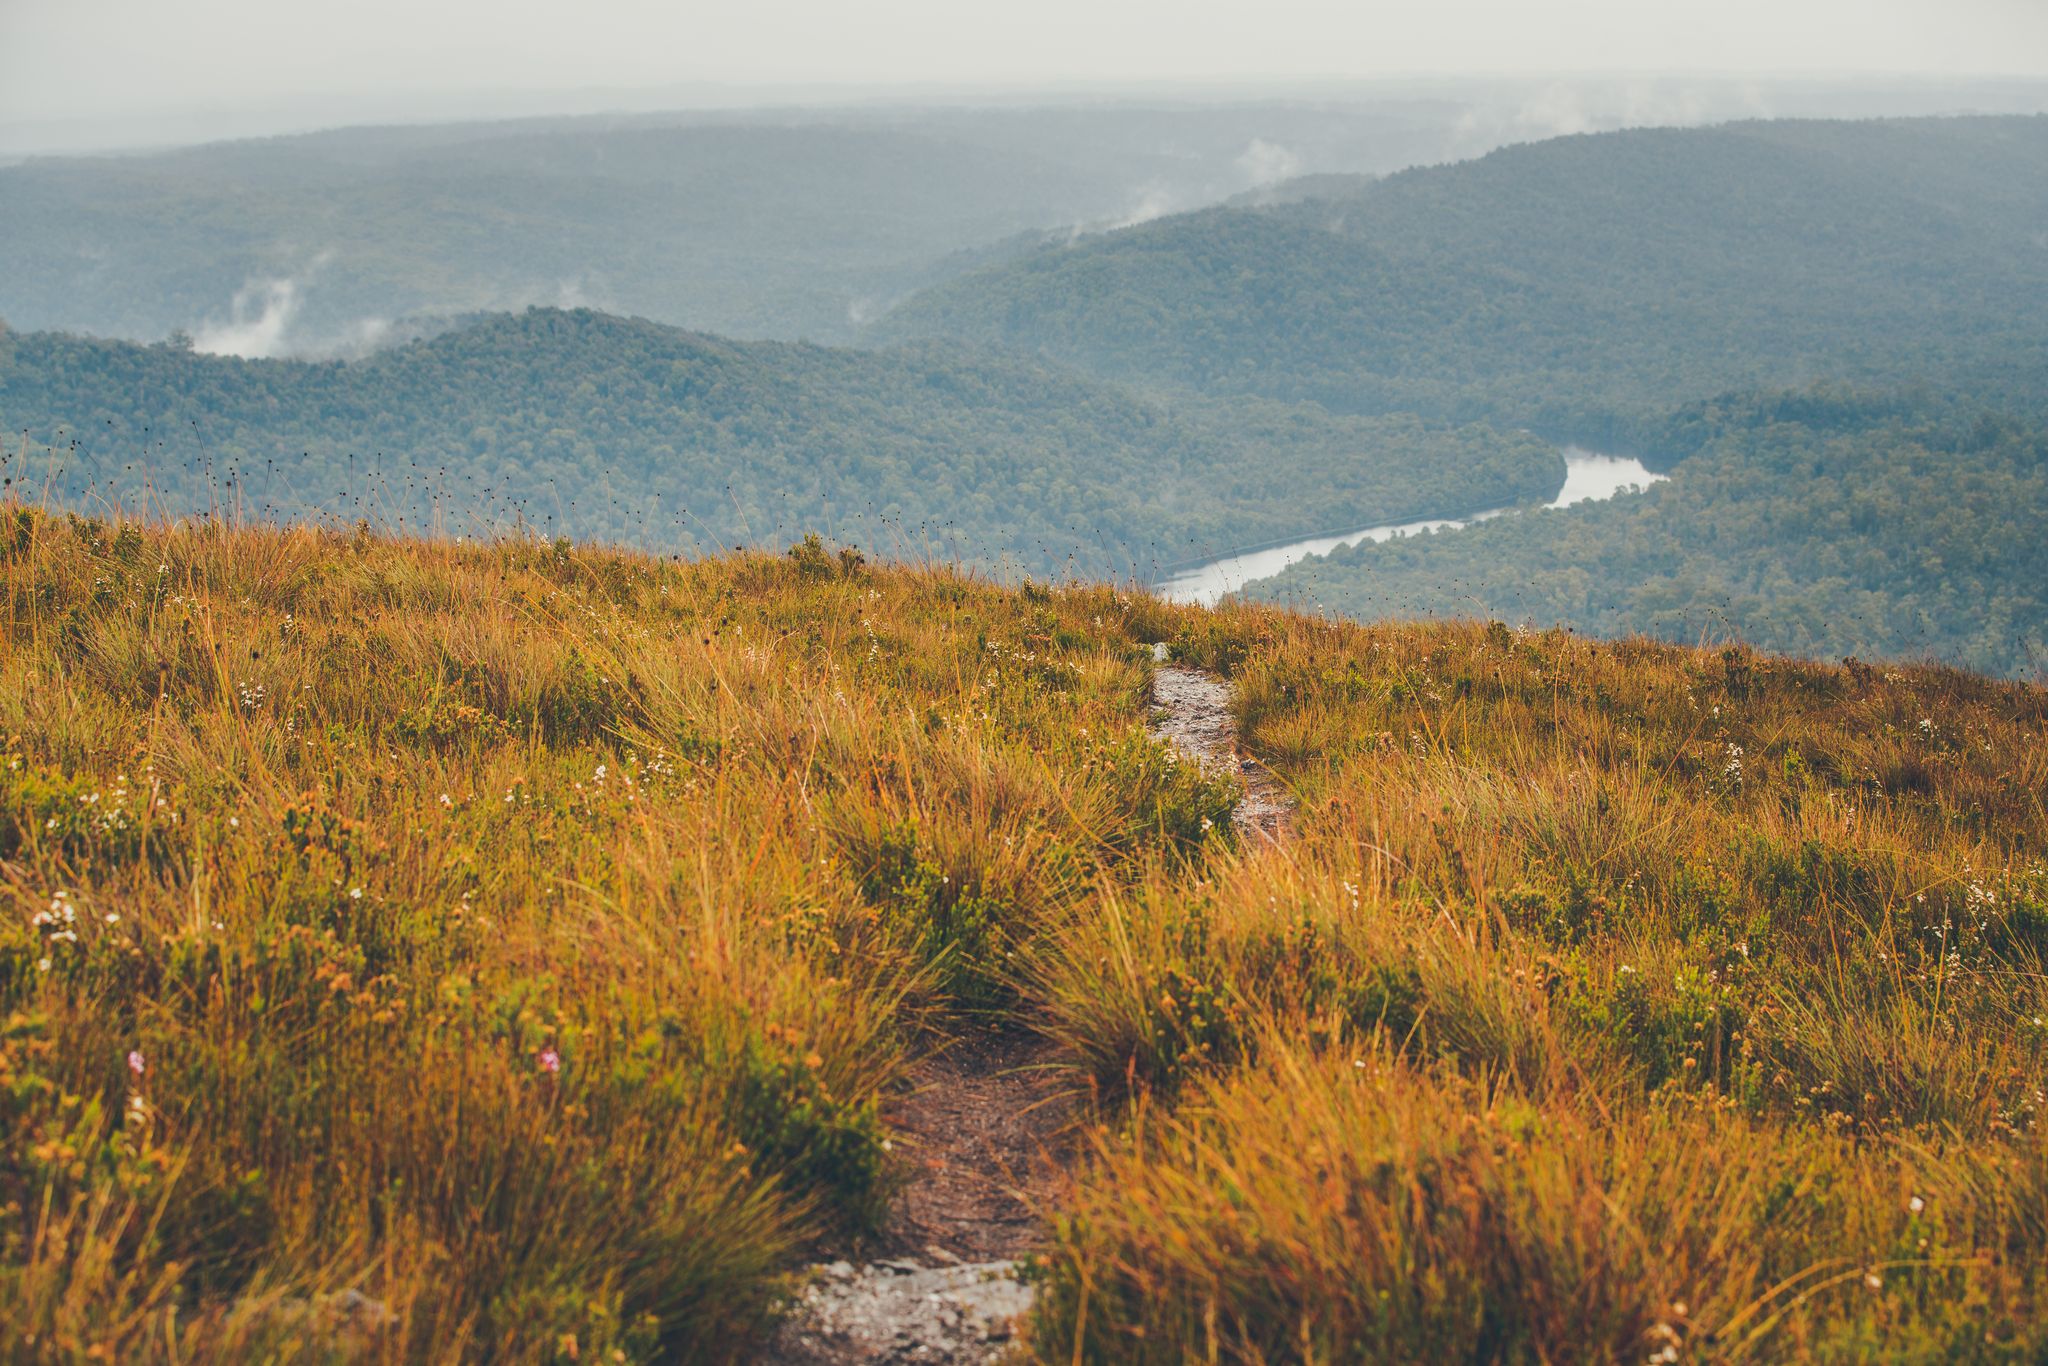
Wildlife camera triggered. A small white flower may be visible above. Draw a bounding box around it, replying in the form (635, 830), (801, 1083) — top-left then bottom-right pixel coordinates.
(1908, 1195), (1925, 1213)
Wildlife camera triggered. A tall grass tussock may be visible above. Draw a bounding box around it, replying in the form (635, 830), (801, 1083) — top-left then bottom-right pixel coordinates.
(2, 506), (2046, 1361)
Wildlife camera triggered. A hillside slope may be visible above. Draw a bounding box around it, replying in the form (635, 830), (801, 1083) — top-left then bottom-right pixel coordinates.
(4, 517), (2046, 1360)
(1249, 389), (2048, 679)
(0, 308), (1561, 576)
(874, 117), (2048, 441)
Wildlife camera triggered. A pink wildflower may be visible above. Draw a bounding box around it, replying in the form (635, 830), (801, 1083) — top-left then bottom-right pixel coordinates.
(127, 1049), (146, 1076)
(538, 1046), (561, 1075)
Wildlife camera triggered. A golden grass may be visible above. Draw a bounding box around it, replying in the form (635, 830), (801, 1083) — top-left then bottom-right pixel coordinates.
(1034, 618), (2048, 1363)
(3, 507), (2047, 1361)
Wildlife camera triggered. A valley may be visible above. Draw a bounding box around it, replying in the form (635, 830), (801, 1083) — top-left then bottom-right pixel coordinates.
(1156, 446), (1664, 606)
(5, 63), (2048, 1363)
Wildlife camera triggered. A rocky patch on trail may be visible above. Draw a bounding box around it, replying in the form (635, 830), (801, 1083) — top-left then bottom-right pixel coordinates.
(1149, 647), (1294, 840)
(760, 1032), (1065, 1363)
(765, 1259), (1035, 1364)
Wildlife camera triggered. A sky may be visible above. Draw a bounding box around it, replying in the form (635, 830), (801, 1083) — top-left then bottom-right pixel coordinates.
(3, 0), (2047, 152)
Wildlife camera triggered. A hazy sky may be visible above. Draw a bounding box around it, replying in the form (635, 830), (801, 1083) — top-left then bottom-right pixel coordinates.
(4, 0), (2046, 146)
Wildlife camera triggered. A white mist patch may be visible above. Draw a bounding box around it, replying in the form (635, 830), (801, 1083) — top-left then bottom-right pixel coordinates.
(1512, 83), (1599, 139)
(192, 277), (302, 358)
(1235, 139), (1302, 187)
(319, 316), (396, 359)
(1111, 184), (1177, 229)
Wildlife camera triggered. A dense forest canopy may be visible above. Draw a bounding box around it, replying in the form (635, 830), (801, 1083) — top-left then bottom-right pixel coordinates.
(874, 117), (2048, 446)
(0, 308), (1560, 577)
(1248, 389), (2048, 678)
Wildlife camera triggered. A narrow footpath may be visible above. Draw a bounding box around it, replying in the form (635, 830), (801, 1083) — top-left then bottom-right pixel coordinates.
(764, 1033), (1063, 1364)
(762, 654), (1294, 1363)
(1148, 651), (1293, 842)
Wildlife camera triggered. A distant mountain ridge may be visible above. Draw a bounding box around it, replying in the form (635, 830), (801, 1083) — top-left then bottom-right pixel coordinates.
(0, 102), (1540, 351)
(871, 116), (2048, 446)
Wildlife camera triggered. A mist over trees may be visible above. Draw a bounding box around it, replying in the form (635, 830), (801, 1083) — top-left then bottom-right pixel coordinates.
(0, 100), (1600, 352)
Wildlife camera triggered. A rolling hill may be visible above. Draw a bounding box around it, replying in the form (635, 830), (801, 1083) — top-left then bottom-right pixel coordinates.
(5, 518), (2046, 1357)
(0, 307), (1561, 576)
(873, 116), (2048, 445)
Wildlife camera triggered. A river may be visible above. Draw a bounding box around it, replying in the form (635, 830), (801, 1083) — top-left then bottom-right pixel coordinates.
(1154, 447), (1665, 607)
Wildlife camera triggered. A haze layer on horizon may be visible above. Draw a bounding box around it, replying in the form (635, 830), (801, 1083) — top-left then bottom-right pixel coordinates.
(3, 0), (2048, 157)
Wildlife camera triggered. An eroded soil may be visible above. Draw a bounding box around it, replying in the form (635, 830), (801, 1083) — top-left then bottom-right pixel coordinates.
(760, 1032), (1067, 1363)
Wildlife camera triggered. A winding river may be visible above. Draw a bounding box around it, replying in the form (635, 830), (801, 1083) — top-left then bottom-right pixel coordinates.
(1154, 447), (1665, 607)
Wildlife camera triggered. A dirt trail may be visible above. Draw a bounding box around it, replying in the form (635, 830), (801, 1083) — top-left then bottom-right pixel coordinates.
(761, 656), (1289, 1363)
(763, 1031), (1066, 1364)
(1149, 649), (1293, 841)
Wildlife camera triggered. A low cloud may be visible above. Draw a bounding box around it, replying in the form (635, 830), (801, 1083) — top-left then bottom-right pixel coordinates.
(1110, 183), (1177, 229)
(186, 256), (607, 360)
(191, 276), (303, 358)
(1510, 83), (1599, 139)
(1235, 138), (1302, 187)
(326, 315), (398, 357)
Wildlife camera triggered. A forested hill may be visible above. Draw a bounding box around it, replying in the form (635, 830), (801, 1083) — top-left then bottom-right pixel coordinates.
(1247, 389), (2048, 679)
(0, 308), (1560, 575)
(872, 116), (2048, 445)
(0, 101), (1548, 351)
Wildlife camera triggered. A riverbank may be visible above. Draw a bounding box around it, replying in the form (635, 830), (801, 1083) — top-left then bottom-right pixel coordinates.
(1156, 447), (1665, 606)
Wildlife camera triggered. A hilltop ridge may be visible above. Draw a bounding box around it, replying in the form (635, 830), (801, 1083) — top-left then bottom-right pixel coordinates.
(5, 514), (2047, 1359)
(873, 115), (2048, 438)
